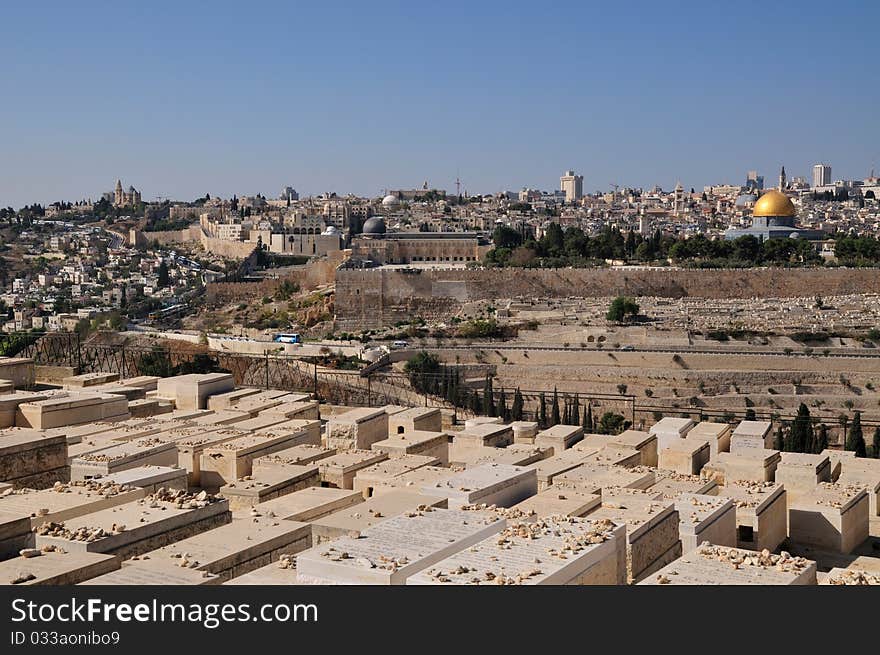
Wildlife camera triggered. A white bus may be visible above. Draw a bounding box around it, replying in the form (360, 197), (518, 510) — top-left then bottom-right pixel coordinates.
(273, 333), (302, 344)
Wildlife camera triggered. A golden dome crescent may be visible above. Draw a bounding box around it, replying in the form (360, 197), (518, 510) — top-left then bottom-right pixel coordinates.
(752, 189), (796, 217)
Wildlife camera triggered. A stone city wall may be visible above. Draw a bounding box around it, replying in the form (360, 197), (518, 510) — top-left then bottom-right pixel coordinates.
(335, 267), (880, 328)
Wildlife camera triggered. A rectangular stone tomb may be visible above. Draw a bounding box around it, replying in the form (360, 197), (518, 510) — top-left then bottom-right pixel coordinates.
(353, 455), (440, 498)
(775, 452), (831, 501)
(686, 422), (732, 457)
(674, 493), (737, 553)
(33, 492), (230, 559)
(639, 544), (817, 585)
(189, 410), (250, 426)
(80, 560), (221, 585)
(530, 450), (597, 491)
(0, 511), (37, 558)
(0, 550), (119, 585)
(423, 463), (537, 509)
(0, 480), (145, 528)
(717, 480), (787, 552)
(0, 431), (69, 489)
(253, 419), (321, 444)
(702, 449), (780, 485)
(512, 489), (601, 518)
(648, 469), (719, 499)
(610, 430), (658, 467)
(658, 438), (711, 476)
(259, 400), (320, 420)
(206, 388), (263, 410)
(154, 409), (215, 422)
(452, 423), (514, 449)
(387, 407), (442, 435)
(317, 450), (389, 489)
(44, 421), (115, 446)
(63, 372), (120, 388)
(200, 432), (311, 491)
(156, 373), (235, 410)
(649, 417), (694, 451)
(326, 407), (389, 452)
(218, 413), (293, 433)
(118, 376), (161, 391)
(837, 466), (880, 516)
(729, 420), (773, 453)
(123, 515), (311, 581)
(371, 430), (450, 466)
(101, 466), (188, 493)
(368, 466), (457, 497)
(510, 421), (539, 444)
(821, 568), (880, 585)
(296, 507), (506, 584)
(460, 444), (552, 469)
(223, 559), (298, 585)
(788, 483), (869, 554)
(310, 489), (447, 543)
(554, 464), (655, 495)
(534, 424), (584, 454)
(252, 444), (336, 472)
(0, 392), (54, 428)
(251, 487), (364, 522)
(16, 393), (129, 429)
(585, 489), (681, 583)
(219, 464), (320, 509)
(582, 445), (642, 468)
(408, 516), (627, 585)
(70, 440), (178, 481)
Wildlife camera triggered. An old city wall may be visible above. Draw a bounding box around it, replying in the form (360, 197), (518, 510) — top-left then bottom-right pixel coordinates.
(205, 256), (339, 306)
(335, 267), (880, 328)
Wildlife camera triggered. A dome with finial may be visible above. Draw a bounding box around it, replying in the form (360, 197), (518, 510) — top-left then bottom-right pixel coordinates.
(752, 189), (796, 217)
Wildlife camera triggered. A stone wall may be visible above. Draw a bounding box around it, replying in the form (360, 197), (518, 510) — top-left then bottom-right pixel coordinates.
(335, 267), (880, 328)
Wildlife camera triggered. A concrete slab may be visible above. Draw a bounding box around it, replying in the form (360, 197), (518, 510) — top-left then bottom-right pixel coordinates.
(251, 487), (363, 522)
(317, 450), (388, 489)
(0, 549), (119, 585)
(371, 430), (450, 466)
(218, 464), (320, 509)
(423, 463), (537, 509)
(81, 560), (221, 585)
(353, 455), (440, 498)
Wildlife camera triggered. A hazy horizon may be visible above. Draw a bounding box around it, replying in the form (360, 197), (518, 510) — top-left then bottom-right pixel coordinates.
(2, 0), (878, 208)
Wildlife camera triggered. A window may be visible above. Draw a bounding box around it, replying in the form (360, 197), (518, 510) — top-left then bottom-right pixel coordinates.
(397, 426), (405, 434)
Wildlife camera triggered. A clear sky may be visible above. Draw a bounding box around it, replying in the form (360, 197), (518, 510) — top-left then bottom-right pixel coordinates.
(1, 0), (878, 208)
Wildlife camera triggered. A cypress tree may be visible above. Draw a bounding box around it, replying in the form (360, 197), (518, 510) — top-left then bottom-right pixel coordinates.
(498, 388), (509, 422)
(483, 376), (495, 417)
(584, 404), (593, 432)
(790, 403), (813, 453)
(873, 427), (880, 459)
(815, 423), (828, 453)
(538, 392), (547, 428)
(550, 387), (561, 426)
(511, 388), (524, 422)
(847, 412), (867, 457)
(572, 395), (580, 427)
(773, 425), (785, 451)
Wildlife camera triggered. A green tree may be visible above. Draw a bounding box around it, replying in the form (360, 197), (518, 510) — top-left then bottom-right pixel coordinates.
(773, 425), (785, 451)
(606, 296), (639, 323)
(550, 387), (560, 426)
(583, 404), (593, 432)
(790, 403), (813, 453)
(511, 388), (524, 421)
(814, 423), (828, 453)
(597, 412), (627, 435)
(498, 388), (510, 422)
(483, 376), (495, 417)
(872, 427), (880, 459)
(846, 411), (867, 457)
(157, 260), (171, 288)
(538, 392), (547, 428)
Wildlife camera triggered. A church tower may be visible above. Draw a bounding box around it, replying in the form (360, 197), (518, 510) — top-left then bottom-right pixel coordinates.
(114, 179), (124, 206)
(778, 166), (787, 191)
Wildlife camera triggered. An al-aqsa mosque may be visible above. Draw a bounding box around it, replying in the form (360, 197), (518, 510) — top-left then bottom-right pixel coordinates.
(725, 167), (825, 241)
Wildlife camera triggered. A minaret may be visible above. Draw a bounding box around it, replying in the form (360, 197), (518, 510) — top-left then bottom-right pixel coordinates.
(114, 179), (123, 206)
(778, 166), (787, 191)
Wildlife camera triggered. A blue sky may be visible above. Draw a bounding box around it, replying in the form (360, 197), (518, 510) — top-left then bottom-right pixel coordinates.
(1, 1), (877, 207)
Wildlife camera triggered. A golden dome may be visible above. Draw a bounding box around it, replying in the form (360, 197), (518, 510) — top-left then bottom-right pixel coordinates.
(752, 189), (796, 217)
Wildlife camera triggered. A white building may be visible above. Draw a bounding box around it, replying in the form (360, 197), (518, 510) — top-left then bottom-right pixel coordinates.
(560, 170), (584, 203)
(812, 164), (832, 189)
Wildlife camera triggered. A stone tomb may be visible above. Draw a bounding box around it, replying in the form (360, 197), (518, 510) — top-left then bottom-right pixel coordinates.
(775, 452), (831, 501)
(206, 387), (263, 410)
(102, 466), (188, 493)
(717, 480), (787, 552)
(309, 488), (447, 543)
(253, 444), (336, 472)
(0, 356), (34, 389)
(371, 430), (450, 466)
(188, 410), (250, 427)
(658, 438), (711, 476)
(534, 424), (584, 455)
(253, 419), (321, 444)
(452, 423), (514, 450)
(674, 493), (737, 553)
(512, 488), (601, 518)
(647, 469), (719, 499)
(729, 420), (773, 453)
(296, 507), (506, 585)
(686, 422), (732, 457)
(81, 560), (220, 585)
(836, 459), (880, 516)
(582, 445), (642, 468)
(252, 486), (363, 522)
(460, 444), (552, 469)
(0, 430), (69, 489)
(69, 439), (179, 481)
(424, 463), (537, 509)
(123, 514), (312, 581)
(387, 407), (442, 435)
(218, 464), (320, 509)
(0, 480), (145, 528)
(367, 466), (457, 497)
(317, 450), (388, 490)
(326, 408), (389, 451)
(16, 393), (129, 430)
(822, 449), (856, 482)
(259, 401), (320, 420)
(0, 549), (119, 585)
(223, 558), (298, 585)
(510, 421), (539, 444)
(702, 449), (781, 485)
(787, 483), (869, 554)
(62, 372), (119, 388)
(553, 463), (655, 495)
(584, 488), (681, 583)
(0, 511), (37, 558)
(199, 431), (313, 491)
(529, 449), (597, 491)
(0, 391), (54, 428)
(33, 491), (231, 560)
(648, 417), (694, 451)
(353, 455), (440, 498)
(408, 515), (627, 585)
(610, 430), (658, 467)
(640, 544), (817, 585)
(155, 373), (235, 410)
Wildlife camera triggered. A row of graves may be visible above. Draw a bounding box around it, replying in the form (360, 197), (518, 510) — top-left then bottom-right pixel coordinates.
(0, 355), (877, 586)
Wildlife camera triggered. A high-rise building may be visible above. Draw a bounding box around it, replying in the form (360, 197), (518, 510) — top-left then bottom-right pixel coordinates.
(560, 170), (583, 203)
(812, 164), (831, 189)
(746, 170), (764, 192)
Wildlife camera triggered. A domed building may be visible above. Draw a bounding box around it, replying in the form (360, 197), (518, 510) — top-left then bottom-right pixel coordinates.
(361, 216), (387, 236)
(725, 172), (824, 241)
(381, 193), (401, 209)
